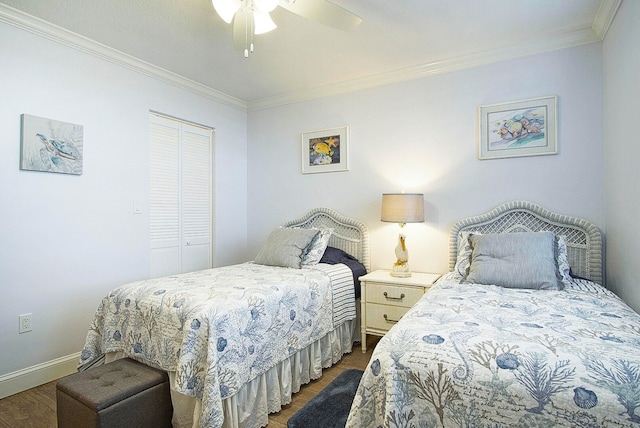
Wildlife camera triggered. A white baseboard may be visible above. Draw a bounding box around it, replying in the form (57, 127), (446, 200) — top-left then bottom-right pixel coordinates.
(0, 353), (81, 399)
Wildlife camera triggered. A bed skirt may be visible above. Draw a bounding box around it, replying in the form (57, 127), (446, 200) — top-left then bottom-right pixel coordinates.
(106, 317), (357, 428)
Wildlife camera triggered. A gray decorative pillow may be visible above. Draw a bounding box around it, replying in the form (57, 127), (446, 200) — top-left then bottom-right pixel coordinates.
(466, 231), (561, 290)
(254, 228), (320, 268)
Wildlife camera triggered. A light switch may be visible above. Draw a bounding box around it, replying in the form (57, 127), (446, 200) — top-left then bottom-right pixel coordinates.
(133, 199), (142, 214)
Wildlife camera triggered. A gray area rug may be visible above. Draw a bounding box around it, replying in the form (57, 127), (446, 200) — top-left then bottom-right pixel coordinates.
(287, 369), (363, 428)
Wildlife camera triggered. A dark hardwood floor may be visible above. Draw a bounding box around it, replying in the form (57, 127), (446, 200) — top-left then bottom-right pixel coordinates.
(0, 336), (379, 428)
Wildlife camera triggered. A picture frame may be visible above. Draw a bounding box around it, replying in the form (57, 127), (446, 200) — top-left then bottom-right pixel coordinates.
(20, 114), (84, 175)
(478, 95), (557, 160)
(301, 126), (349, 174)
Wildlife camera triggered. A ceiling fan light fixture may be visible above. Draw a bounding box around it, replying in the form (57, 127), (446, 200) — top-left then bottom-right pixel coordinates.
(254, 0), (279, 13)
(219, 0), (361, 57)
(212, 0), (242, 23)
(253, 10), (277, 34)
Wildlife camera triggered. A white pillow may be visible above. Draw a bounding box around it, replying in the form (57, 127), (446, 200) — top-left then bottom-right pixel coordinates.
(300, 226), (333, 266)
(556, 235), (572, 286)
(452, 231), (479, 279)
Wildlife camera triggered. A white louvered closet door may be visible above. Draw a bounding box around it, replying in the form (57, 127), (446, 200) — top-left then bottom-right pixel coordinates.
(149, 113), (213, 278)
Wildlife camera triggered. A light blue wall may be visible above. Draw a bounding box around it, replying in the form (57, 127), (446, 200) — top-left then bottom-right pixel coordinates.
(0, 22), (248, 376)
(247, 43), (606, 280)
(603, 0), (640, 311)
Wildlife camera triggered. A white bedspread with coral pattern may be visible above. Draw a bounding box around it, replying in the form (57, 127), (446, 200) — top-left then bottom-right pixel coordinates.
(347, 273), (640, 427)
(80, 262), (355, 428)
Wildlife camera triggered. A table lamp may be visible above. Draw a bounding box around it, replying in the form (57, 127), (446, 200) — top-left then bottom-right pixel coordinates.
(381, 193), (425, 277)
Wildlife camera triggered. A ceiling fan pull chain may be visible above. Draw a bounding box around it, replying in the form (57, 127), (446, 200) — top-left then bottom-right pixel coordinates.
(249, 5), (255, 55)
(244, 5), (250, 58)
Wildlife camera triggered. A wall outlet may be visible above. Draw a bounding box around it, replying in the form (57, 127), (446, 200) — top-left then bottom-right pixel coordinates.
(19, 313), (32, 333)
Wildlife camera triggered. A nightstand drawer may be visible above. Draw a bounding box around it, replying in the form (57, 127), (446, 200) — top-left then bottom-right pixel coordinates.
(365, 303), (409, 330)
(365, 283), (424, 308)
(359, 270), (441, 352)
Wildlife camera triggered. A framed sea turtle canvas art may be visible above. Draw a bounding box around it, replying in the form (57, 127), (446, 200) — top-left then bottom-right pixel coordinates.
(301, 126), (349, 174)
(20, 114), (83, 175)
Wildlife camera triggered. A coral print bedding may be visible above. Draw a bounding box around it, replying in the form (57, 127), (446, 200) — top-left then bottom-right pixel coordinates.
(346, 274), (640, 427)
(80, 262), (353, 428)
(348, 201), (638, 428)
(78, 207), (370, 428)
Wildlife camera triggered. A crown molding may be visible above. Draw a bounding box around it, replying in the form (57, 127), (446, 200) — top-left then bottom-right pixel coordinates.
(2, 1), (620, 113)
(592, 0), (622, 39)
(247, 25), (601, 111)
(0, 4), (247, 112)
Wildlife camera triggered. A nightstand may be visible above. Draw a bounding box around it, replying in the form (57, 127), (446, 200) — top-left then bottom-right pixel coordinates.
(359, 270), (441, 352)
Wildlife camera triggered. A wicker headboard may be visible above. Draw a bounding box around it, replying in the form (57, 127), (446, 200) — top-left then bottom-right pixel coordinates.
(283, 207), (370, 273)
(449, 201), (603, 285)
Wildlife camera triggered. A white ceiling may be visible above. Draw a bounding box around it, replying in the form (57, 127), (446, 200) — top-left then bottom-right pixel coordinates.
(0, 0), (618, 110)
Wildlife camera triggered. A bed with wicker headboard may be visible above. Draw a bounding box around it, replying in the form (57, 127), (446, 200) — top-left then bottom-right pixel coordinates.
(347, 201), (640, 428)
(449, 200), (602, 284)
(79, 207), (369, 428)
(284, 207), (370, 272)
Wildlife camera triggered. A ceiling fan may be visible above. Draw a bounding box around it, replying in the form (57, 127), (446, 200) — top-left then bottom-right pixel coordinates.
(212, 0), (362, 57)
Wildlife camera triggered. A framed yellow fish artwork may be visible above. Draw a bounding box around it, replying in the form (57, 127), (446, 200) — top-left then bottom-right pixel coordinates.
(478, 95), (557, 160)
(301, 126), (349, 174)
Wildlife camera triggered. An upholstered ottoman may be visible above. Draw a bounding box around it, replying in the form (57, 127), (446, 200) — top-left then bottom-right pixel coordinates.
(56, 358), (173, 428)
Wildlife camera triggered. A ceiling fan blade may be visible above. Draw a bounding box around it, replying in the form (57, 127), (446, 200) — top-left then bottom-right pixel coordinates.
(254, 10), (277, 34)
(279, 0), (362, 31)
(254, 0), (279, 13)
(232, 9), (251, 51)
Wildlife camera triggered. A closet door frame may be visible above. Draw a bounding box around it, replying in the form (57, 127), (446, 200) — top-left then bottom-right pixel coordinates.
(149, 112), (214, 277)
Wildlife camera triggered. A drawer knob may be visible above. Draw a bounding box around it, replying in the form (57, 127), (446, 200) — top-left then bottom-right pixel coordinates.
(383, 291), (405, 301)
(383, 314), (400, 323)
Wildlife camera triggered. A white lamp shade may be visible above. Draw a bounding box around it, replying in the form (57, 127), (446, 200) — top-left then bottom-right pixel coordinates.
(381, 193), (425, 224)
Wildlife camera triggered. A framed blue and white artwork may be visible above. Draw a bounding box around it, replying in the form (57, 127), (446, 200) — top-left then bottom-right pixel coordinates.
(20, 114), (83, 175)
(478, 95), (557, 160)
